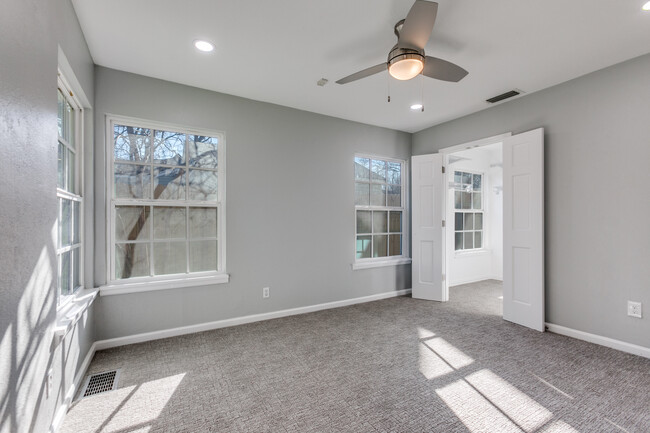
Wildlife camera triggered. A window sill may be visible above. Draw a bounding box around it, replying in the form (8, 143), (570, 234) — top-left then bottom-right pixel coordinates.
(454, 249), (491, 257)
(53, 288), (98, 349)
(99, 273), (230, 296)
(352, 258), (412, 270)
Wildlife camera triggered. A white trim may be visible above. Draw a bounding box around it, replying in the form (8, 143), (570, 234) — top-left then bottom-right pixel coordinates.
(352, 258), (412, 270)
(439, 133), (512, 155)
(53, 288), (98, 347)
(100, 273), (230, 296)
(94, 289), (412, 350)
(545, 323), (650, 359)
(49, 341), (97, 433)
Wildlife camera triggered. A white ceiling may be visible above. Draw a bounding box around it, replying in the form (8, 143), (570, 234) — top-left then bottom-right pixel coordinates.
(71, 0), (650, 133)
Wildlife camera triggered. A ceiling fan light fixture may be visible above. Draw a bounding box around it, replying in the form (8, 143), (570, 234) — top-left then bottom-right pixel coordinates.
(388, 54), (424, 80)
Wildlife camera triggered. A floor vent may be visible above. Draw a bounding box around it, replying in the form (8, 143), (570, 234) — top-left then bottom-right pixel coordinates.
(486, 90), (521, 104)
(80, 369), (121, 398)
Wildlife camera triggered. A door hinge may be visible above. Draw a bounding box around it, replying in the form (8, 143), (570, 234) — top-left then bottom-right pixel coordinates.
(442, 166), (446, 174)
(442, 220), (446, 227)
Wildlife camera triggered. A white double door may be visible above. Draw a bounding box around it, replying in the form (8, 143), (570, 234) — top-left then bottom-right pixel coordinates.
(411, 128), (545, 332)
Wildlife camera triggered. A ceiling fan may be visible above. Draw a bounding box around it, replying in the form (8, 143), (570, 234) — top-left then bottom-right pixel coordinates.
(336, 1), (468, 85)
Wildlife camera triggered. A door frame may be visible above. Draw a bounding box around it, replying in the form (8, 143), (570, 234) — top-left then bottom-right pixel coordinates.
(439, 133), (512, 295)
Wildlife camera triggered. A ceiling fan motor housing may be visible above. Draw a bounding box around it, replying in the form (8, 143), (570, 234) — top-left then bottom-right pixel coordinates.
(388, 46), (425, 80)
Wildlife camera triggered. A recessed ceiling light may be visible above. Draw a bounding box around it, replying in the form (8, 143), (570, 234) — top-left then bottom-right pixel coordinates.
(643, 1), (650, 10)
(193, 39), (214, 52)
(410, 103), (423, 110)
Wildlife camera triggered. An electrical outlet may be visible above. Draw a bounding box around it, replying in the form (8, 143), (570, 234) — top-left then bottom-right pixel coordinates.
(46, 369), (53, 398)
(627, 301), (642, 319)
(263, 287), (270, 298)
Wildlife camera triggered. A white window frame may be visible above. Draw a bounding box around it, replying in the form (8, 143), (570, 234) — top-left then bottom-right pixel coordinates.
(353, 154), (411, 270)
(103, 115), (228, 294)
(57, 73), (84, 309)
(453, 169), (485, 253)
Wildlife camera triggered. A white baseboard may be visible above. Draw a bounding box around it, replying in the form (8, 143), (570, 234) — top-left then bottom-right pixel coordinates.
(95, 289), (412, 351)
(449, 276), (502, 287)
(49, 341), (97, 433)
(545, 323), (650, 359)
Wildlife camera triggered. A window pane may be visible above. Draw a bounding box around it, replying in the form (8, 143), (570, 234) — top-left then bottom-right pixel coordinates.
(58, 142), (64, 188)
(387, 162), (401, 184)
(115, 206), (150, 241)
(462, 172), (472, 185)
(57, 90), (64, 138)
(114, 125), (150, 162)
(356, 235), (371, 259)
(455, 212), (463, 230)
(373, 235), (388, 257)
(473, 174), (482, 191)
(114, 164), (151, 199)
(464, 232), (473, 249)
(354, 157), (370, 180)
(66, 149), (75, 193)
(356, 210), (372, 234)
(454, 191), (462, 209)
(153, 166), (186, 200)
(454, 171), (462, 184)
(189, 135), (218, 168)
(371, 159), (387, 182)
(387, 185), (401, 207)
(65, 100), (74, 147)
(154, 130), (185, 165)
(355, 182), (369, 206)
(72, 201), (80, 244)
(188, 169), (218, 201)
(461, 191), (472, 209)
(475, 213), (483, 230)
(474, 231), (482, 249)
(370, 184), (386, 206)
(153, 241), (186, 275)
(389, 234), (402, 256)
(464, 213), (474, 230)
(389, 211), (402, 233)
(60, 251), (71, 296)
(153, 207), (186, 239)
(189, 240), (217, 272)
(189, 207), (217, 238)
(72, 247), (80, 291)
(60, 199), (72, 247)
(455, 232), (463, 250)
(473, 192), (482, 209)
(373, 211), (388, 233)
(115, 243), (150, 279)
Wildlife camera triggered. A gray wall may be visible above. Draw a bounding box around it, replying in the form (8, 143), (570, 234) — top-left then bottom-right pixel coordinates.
(414, 53), (650, 349)
(0, 0), (95, 431)
(93, 67), (412, 340)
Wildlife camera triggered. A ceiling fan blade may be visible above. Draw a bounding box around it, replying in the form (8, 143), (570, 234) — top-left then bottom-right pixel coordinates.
(398, 1), (438, 50)
(423, 56), (468, 82)
(336, 63), (387, 84)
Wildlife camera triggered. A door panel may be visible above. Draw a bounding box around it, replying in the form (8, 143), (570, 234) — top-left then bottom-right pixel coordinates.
(411, 154), (445, 301)
(503, 128), (544, 331)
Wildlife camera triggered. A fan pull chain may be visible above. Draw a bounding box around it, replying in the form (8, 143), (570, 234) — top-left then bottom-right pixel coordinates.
(420, 73), (425, 112)
(387, 73), (391, 103)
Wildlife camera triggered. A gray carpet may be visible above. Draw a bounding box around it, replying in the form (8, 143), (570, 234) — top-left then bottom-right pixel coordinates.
(61, 281), (650, 432)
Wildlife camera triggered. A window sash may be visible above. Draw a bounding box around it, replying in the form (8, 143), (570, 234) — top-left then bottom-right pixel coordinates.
(107, 116), (226, 283)
(57, 78), (83, 306)
(354, 155), (407, 261)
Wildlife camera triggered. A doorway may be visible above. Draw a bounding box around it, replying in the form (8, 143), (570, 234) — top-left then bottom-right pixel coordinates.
(443, 141), (503, 292)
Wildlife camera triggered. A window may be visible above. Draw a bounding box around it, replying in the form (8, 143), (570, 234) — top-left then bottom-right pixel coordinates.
(107, 117), (226, 284)
(354, 156), (406, 262)
(57, 79), (83, 304)
(454, 170), (483, 251)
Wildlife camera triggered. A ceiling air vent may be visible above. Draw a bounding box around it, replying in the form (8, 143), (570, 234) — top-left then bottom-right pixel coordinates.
(486, 90), (521, 104)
